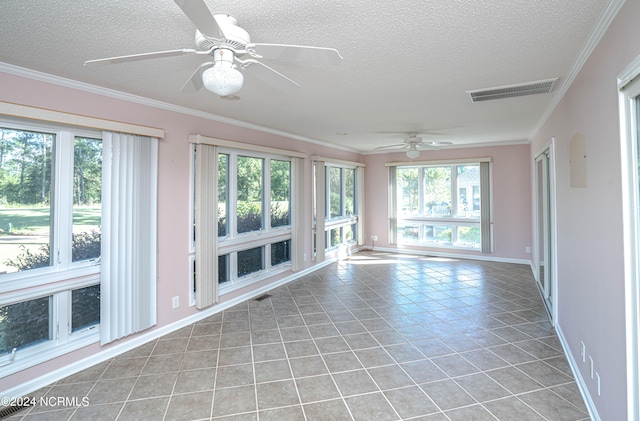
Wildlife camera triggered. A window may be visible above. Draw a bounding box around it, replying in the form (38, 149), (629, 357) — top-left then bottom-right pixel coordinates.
(391, 161), (491, 251)
(325, 165), (358, 250)
(0, 121), (102, 373)
(193, 144), (295, 298)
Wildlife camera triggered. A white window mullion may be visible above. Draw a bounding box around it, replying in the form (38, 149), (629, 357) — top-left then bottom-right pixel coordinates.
(230, 252), (238, 283)
(57, 290), (71, 343)
(55, 131), (74, 270)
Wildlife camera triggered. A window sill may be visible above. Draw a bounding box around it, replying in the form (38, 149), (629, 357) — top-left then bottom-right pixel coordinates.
(0, 329), (99, 378)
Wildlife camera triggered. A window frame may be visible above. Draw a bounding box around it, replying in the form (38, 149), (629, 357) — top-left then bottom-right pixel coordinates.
(389, 159), (490, 251)
(190, 140), (299, 300)
(0, 117), (101, 375)
(0, 119), (102, 292)
(324, 163), (358, 251)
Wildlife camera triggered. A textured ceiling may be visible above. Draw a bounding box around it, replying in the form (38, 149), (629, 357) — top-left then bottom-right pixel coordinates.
(0, 0), (613, 152)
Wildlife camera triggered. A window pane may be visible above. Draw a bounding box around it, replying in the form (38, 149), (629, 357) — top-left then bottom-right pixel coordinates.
(329, 227), (341, 248)
(218, 154), (229, 237)
(72, 284), (100, 332)
(425, 224), (452, 243)
(424, 167), (451, 216)
(271, 240), (290, 266)
(345, 224), (355, 242)
(0, 296), (51, 354)
(218, 254), (229, 284)
(328, 167), (342, 218)
(456, 165), (480, 217)
(345, 168), (355, 216)
(397, 168), (419, 216)
(270, 160), (290, 228)
(456, 226), (481, 248)
(0, 128), (54, 274)
(237, 156), (263, 234)
(73, 137), (102, 262)
(238, 246), (264, 277)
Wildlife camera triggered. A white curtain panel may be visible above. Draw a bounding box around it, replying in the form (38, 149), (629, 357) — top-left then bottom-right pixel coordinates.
(100, 132), (158, 345)
(480, 161), (493, 254)
(194, 144), (218, 309)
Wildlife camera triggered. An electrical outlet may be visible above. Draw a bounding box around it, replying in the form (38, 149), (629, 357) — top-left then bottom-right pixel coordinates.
(525, 246), (531, 253)
(371, 235), (378, 242)
(172, 296), (179, 309)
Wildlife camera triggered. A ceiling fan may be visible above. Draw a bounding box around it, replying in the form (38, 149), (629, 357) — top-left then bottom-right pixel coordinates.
(84, 0), (343, 97)
(376, 133), (453, 158)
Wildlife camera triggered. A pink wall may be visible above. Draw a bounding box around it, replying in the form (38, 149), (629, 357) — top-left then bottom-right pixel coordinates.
(0, 70), (361, 391)
(529, 1), (640, 418)
(363, 144), (532, 261)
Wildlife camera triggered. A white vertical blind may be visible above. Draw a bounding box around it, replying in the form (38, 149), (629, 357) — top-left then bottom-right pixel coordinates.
(388, 166), (398, 245)
(291, 157), (305, 271)
(100, 132), (158, 345)
(480, 161), (493, 253)
(356, 166), (366, 245)
(314, 160), (326, 261)
(194, 144), (218, 309)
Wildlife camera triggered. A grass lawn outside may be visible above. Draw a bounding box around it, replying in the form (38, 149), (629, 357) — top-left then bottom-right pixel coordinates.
(0, 206), (101, 274)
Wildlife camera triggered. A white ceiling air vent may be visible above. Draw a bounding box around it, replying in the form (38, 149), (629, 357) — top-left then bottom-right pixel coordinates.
(467, 78), (559, 102)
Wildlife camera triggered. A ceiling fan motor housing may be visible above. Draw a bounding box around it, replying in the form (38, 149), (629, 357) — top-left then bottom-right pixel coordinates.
(195, 15), (251, 51)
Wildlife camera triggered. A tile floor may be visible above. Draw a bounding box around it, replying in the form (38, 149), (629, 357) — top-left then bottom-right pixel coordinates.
(9, 252), (590, 420)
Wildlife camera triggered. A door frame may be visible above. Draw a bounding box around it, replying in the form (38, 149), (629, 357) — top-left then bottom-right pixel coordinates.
(533, 138), (558, 324)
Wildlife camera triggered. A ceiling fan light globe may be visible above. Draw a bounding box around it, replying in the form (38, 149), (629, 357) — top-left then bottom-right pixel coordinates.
(406, 149), (420, 159)
(202, 64), (244, 96)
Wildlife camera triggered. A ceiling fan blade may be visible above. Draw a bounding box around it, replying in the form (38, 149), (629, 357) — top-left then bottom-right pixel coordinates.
(84, 49), (197, 66)
(248, 44), (343, 65)
(375, 143), (406, 150)
(180, 62), (214, 93)
(242, 60), (300, 92)
(173, 0), (224, 39)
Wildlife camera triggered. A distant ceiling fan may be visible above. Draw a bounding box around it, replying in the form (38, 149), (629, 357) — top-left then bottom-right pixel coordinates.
(376, 133), (453, 158)
(84, 0), (343, 97)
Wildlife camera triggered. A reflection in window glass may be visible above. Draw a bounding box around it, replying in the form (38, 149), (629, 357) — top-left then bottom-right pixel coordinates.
(0, 296), (51, 354)
(329, 167), (342, 218)
(329, 227), (341, 248)
(219, 254), (229, 284)
(72, 137), (102, 262)
(237, 156), (263, 234)
(424, 167), (451, 216)
(345, 168), (355, 216)
(238, 246), (263, 277)
(0, 129), (53, 274)
(271, 240), (291, 266)
(397, 168), (419, 216)
(218, 154), (229, 237)
(271, 160), (290, 228)
(72, 284), (100, 332)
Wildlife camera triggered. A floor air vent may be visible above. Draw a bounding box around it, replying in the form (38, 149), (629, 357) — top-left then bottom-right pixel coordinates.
(467, 78), (559, 102)
(0, 400), (32, 419)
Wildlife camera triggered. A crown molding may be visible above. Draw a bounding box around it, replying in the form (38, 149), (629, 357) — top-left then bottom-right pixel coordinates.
(530, 0), (627, 139)
(0, 62), (359, 153)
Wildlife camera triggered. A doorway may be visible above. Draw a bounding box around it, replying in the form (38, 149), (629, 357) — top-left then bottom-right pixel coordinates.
(534, 142), (557, 321)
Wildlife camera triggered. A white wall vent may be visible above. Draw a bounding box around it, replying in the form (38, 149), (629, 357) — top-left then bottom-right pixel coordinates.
(467, 78), (559, 102)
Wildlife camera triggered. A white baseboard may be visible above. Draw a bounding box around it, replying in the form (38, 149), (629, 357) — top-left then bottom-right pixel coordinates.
(555, 324), (600, 421)
(3, 260), (334, 399)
